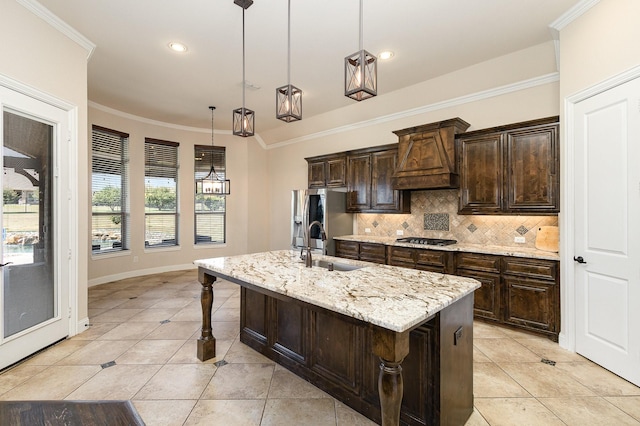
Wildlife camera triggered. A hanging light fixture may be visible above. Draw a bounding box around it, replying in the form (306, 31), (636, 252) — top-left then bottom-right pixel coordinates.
(233, 0), (255, 137)
(344, 0), (377, 101)
(196, 106), (230, 195)
(276, 0), (302, 122)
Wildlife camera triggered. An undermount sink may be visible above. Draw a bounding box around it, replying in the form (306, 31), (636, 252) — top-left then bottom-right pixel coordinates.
(308, 259), (363, 272)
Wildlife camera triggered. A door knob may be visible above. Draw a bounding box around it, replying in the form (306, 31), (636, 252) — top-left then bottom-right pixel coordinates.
(0, 262), (13, 267)
(573, 256), (587, 264)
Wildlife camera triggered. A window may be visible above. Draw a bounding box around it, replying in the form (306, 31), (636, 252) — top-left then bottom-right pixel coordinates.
(91, 126), (129, 253)
(194, 145), (226, 244)
(145, 138), (179, 247)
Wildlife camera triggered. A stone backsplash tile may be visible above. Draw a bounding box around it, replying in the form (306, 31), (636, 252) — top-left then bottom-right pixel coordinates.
(356, 189), (558, 248)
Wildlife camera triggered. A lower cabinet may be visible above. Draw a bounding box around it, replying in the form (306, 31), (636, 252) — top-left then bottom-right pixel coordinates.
(335, 240), (386, 264)
(336, 243), (560, 340)
(240, 287), (474, 426)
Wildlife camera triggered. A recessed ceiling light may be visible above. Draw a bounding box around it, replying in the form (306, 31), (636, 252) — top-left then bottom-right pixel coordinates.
(168, 42), (188, 53)
(378, 51), (394, 60)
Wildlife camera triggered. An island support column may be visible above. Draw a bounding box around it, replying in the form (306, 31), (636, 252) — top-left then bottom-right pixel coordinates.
(372, 327), (410, 426)
(197, 269), (217, 361)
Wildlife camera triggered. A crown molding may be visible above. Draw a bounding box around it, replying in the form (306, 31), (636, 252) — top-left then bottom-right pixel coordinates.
(267, 72), (560, 150)
(549, 0), (601, 32)
(17, 0), (96, 61)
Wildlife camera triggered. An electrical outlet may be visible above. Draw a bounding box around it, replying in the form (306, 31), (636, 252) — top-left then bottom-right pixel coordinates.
(396, 230), (404, 236)
(365, 228), (371, 233)
(514, 236), (525, 243)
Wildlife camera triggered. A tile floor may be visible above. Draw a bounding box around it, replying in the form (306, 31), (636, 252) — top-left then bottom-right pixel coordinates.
(1, 270), (639, 425)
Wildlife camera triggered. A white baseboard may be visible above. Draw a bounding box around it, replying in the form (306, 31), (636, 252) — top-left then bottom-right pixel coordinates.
(75, 317), (90, 336)
(88, 263), (197, 287)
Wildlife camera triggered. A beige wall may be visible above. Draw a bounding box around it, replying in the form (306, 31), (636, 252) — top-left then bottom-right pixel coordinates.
(1, 0), (90, 323)
(266, 43), (561, 251)
(88, 106), (269, 284)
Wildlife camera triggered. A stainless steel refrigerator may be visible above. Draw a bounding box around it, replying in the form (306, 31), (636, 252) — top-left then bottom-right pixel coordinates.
(291, 189), (353, 256)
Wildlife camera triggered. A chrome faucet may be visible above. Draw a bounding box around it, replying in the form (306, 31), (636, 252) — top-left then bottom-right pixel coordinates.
(304, 220), (327, 267)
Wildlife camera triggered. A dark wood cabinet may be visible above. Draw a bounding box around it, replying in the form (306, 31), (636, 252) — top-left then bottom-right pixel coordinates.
(306, 153), (347, 188)
(335, 240), (386, 264)
(338, 243), (560, 340)
(457, 116), (559, 215)
(388, 246), (454, 274)
(347, 145), (410, 213)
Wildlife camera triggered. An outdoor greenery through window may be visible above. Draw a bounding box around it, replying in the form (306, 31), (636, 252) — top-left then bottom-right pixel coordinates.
(145, 138), (179, 248)
(91, 126), (129, 253)
(195, 145), (226, 244)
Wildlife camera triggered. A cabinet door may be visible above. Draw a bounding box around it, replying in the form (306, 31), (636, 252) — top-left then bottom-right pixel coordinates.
(371, 150), (401, 211)
(457, 270), (501, 321)
(388, 246), (415, 268)
(308, 160), (326, 188)
(347, 153), (371, 211)
(415, 249), (454, 274)
(505, 124), (559, 213)
(326, 157), (346, 187)
(503, 276), (558, 334)
(458, 134), (503, 214)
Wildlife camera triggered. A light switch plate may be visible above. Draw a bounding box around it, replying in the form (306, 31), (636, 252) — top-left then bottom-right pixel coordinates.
(396, 230), (404, 236)
(514, 236), (526, 243)
(365, 228), (371, 233)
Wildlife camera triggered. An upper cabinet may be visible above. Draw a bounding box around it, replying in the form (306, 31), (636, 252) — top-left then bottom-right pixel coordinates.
(306, 153), (347, 188)
(347, 145), (410, 213)
(457, 116), (559, 215)
(392, 118), (470, 190)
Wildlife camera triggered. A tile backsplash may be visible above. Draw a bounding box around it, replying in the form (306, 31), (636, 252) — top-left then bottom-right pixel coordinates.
(356, 189), (558, 248)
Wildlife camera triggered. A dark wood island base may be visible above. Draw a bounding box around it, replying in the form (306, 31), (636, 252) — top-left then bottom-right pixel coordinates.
(197, 268), (474, 426)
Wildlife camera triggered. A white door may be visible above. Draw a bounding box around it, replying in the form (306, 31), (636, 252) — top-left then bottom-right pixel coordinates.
(0, 85), (70, 370)
(573, 76), (640, 386)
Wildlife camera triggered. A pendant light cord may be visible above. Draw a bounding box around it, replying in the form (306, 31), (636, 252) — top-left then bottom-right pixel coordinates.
(242, 7), (246, 111)
(359, 0), (363, 51)
(287, 0), (291, 85)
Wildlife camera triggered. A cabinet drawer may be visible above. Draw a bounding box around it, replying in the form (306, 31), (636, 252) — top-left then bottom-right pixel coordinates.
(335, 240), (359, 260)
(503, 257), (557, 281)
(359, 243), (386, 264)
(456, 252), (501, 274)
(415, 250), (453, 273)
(388, 247), (415, 267)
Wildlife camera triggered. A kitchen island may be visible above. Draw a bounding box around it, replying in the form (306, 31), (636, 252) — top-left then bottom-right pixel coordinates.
(194, 250), (480, 426)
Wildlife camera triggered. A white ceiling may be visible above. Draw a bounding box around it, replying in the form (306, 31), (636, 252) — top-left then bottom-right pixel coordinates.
(37, 0), (581, 136)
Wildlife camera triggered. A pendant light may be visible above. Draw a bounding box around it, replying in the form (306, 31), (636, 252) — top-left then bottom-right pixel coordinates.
(196, 106), (230, 195)
(233, 0), (255, 137)
(344, 0), (377, 101)
(276, 0), (302, 122)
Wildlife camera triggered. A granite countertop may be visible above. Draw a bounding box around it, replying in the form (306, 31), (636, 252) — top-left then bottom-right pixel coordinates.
(334, 235), (560, 261)
(194, 250), (480, 333)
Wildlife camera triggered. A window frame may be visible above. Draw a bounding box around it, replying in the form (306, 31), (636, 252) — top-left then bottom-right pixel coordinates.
(194, 144), (227, 245)
(144, 138), (179, 248)
(91, 125), (130, 255)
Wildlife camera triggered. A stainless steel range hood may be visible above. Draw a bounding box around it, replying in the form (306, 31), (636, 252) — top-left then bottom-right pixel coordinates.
(391, 118), (470, 190)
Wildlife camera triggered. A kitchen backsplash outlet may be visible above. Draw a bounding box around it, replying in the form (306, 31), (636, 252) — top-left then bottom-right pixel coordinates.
(356, 189), (558, 248)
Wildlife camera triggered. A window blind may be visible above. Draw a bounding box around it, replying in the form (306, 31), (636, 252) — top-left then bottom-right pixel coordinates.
(194, 145), (226, 244)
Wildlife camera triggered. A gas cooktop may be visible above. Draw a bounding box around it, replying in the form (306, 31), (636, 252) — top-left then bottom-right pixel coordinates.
(396, 237), (458, 246)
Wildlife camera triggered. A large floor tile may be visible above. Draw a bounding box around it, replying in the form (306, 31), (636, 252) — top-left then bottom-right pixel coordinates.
(201, 363), (274, 399)
(167, 339), (232, 364)
(70, 322), (119, 340)
(96, 321), (160, 340)
(0, 365), (100, 400)
(499, 362), (595, 397)
(134, 363), (217, 400)
(133, 400), (197, 426)
(65, 364), (160, 400)
(267, 365), (330, 399)
(0, 365), (48, 395)
(224, 339), (275, 364)
(128, 308), (182, 322)
(555, 361), (640, 396)
(115, 339), (185, 364)
(605, 396), (640, 421)
(184, 399), (265, 426)
(463, 409), (490, 426)
(56, 339), (137, 366)
(515, 337), (587, 363)
(90, 308), (144, 323)
(144, 320), (200, 340)
(473, 362), (530, 398)
(22, 339), (90, 365)
(473, 338), (540, 363)
(473, 322), (510, 339)
(335, 401), (377, 425)
(540, 396), (640, 425)
(261, 398), (336, 426)
(474, 397), (565, 425)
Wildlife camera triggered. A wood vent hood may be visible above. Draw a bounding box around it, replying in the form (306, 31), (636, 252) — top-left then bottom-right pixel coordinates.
(392, 118), (470, 190)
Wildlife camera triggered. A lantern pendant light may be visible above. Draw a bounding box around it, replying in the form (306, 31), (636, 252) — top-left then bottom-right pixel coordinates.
(197, 106), (230, 195)
(345, 0), (377, 101)
(233, 0), (255, 137)
(276, 0), (302, 122)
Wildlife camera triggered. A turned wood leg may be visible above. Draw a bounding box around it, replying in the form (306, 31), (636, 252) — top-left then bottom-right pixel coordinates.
(371, 327), (410, 426)
(197, 269), (216, 361)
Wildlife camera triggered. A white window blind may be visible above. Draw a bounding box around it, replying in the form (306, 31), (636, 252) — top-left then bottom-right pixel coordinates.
(194, 145), (226, 244)
(91, 126), (129, 253)
(145, 138), (179, 247)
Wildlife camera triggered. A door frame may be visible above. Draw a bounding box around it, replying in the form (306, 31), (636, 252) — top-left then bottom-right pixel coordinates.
(0, 73), (79, 339)
(560, 64), (640, 351)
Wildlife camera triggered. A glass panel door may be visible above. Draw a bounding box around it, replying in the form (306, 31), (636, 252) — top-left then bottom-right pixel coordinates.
(2, 110), (55, 338)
